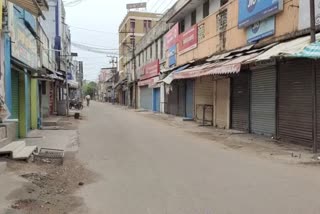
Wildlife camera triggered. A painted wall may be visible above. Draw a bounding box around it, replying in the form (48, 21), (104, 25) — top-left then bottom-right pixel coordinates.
(176, 0), (299, 66)
(31, 79), (38, 129)
(4, 34), (12, 115)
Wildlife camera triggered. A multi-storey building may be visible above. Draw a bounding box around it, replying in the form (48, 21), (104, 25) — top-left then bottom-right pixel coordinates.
(117, 10), (162, 106)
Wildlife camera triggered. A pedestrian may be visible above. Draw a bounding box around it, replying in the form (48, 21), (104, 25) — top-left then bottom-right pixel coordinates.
(85, 94), (91, 107)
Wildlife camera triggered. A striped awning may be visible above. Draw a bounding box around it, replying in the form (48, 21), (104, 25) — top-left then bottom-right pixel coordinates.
(9, 0), (48, 17)
(294, 42), (320, 59)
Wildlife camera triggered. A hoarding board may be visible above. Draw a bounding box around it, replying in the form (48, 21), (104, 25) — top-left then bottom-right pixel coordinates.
(178, 25), (198, 54)
(168, 45), (177, 67)
(165, 23), (179, 49)
(247, 16), (275, 43)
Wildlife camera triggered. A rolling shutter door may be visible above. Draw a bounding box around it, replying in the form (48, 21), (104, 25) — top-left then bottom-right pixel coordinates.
(185, 80), (194, 119)
(215, 78), (230, 129)
(231, 71), (250, 131)
(140, 86), (153, 110)
(251, 66), (276, 136)
(153, 88), (160, 112)
(178, 81), (186, 117)
(167, 82), (179, 115)
(278, 60), (313, 147)
(195, 76), (214, 124)
(316, 62), (320, 147)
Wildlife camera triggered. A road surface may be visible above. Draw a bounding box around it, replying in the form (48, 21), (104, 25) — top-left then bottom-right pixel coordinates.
(75, 102), (320, 214)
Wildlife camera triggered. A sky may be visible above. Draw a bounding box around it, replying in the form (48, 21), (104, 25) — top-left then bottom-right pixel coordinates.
(64, 0), (177, 81)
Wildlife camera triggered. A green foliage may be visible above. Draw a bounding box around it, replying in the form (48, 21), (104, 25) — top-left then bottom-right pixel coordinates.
(83, 81), (97, 98)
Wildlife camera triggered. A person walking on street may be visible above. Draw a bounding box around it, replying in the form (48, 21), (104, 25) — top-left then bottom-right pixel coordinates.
(86, 94), (91, 107)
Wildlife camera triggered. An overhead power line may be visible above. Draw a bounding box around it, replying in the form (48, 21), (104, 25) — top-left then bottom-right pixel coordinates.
(69, 25), (118, 34)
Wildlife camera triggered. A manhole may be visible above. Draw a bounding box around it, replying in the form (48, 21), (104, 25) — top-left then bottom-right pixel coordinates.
(34, 148), (64, 165)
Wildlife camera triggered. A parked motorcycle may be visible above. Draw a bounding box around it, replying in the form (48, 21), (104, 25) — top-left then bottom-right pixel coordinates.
(69, 99), (83, 110)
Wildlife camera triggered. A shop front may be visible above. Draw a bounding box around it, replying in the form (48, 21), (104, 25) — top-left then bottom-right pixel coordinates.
(138, 60), (160, 111)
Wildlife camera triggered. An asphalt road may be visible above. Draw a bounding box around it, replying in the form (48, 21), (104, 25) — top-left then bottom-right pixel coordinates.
(75, 102), (320, 214)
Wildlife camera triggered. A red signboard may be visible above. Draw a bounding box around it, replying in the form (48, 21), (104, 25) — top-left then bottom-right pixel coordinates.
(138, 76), (159, 87)
(165, 23), (179, 50)
(140, 60), (160, 80)
(178, 25), (198, 54)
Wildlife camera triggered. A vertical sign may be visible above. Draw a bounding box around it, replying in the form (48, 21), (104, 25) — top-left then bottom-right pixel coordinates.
(238, 0), (283, 28)
(165, 23), (179, 50)
(168, 45), (177, 67)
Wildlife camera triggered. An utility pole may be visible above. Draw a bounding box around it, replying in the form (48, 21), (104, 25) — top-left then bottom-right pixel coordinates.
(310, 0), (316, 43)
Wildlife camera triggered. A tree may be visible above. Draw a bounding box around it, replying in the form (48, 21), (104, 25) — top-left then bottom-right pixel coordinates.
(83, 81), (97, 99)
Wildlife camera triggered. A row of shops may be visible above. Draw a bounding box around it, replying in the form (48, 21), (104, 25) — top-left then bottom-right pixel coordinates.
(126, 35), (320, 149)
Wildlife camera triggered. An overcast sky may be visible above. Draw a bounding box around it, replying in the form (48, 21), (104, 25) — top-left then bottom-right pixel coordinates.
(64, 0), (176, 81)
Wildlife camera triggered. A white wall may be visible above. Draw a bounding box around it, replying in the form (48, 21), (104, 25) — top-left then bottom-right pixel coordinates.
(210, 0), (220, 14)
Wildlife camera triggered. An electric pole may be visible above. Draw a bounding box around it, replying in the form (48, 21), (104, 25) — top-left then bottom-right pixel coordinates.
(310, 0), (316, 43)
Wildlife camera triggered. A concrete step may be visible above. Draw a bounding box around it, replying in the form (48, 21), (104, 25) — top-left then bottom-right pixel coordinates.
(12, 146), (37, 160)
(0, 141), (26, 157)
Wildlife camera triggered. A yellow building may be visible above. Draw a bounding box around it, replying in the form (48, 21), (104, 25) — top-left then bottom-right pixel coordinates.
(118, 11), (162, 80)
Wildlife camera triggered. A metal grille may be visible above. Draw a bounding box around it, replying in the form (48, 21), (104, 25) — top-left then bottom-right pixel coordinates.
(251, 65), (276, 136)
(231, 71), (250, 131)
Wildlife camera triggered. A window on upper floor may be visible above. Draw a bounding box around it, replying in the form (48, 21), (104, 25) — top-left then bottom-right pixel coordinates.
(130, 19), (135, 32)
(144, 20), (152, 33)
(191, 9), (197, 26)
(160, 37), (164, 59)
(221, 0), (228, 6)
(150, 45), (153, 59)
(203, 0), (210, 18)
(179, 19), (185, 33)
(217, 9), (228, 32)
(155, 40), (159, 59)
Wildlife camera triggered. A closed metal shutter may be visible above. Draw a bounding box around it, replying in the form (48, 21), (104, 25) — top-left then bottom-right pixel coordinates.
(186, 80), (194, 118)
(140, 86), (153, 110)
(251, 65), (276, 136)
(153, 88), (160, 112)
(167, 81), (179, 115)
(215, 78), (230, 129)
(195, 76), (214, 124)
(231, 71), (250, 131)
(316, 62), (320, 147)
(278, 59), (313, 146)
(178, 81), (186, 117)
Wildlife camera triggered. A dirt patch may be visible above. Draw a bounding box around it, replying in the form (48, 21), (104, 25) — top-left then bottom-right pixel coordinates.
(6, 153), (96, 214)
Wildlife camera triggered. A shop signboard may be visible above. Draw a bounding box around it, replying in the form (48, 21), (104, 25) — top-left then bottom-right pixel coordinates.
(168, 45), (177, 67)
(238, 0), (283, 28)
(165, 23), (179, 50)
(12, 6), (38, 69)
(178, 25), (198, 54)
(140, 60), (160, 80)
(247, 16), (275, 43)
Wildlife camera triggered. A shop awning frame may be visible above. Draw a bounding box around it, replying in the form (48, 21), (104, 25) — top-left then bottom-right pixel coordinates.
(9, 0), (49, 17)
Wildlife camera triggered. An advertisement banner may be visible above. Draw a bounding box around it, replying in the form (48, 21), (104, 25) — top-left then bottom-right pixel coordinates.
(247, 16), (275, 43)
(168, 45), (177, 67)
(165, 23), (179, 50)
(298, 0), (320, 30)
(178, 25), (198, 54)
(12, 7), (38, 69)
(238, 0), (283, 28)
(140, 60), (160, 80)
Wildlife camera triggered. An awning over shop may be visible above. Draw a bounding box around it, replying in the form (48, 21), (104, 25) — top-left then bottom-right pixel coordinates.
(249, 35), (320, 62)
(173, 63), (212, 79)
(68, 80), (79, 89)
(204, 53), (259, 75)
(9, 0), (48, 17)
(138, 76), (159, 87)
(207, 45), (254, 62)
(294, 42), (320, 59)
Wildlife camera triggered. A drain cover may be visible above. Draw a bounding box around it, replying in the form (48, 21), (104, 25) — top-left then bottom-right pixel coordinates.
(34, 148), (64, 165)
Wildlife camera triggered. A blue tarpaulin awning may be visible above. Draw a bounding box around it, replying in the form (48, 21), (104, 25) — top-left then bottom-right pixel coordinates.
(294, 42), (320, 59)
